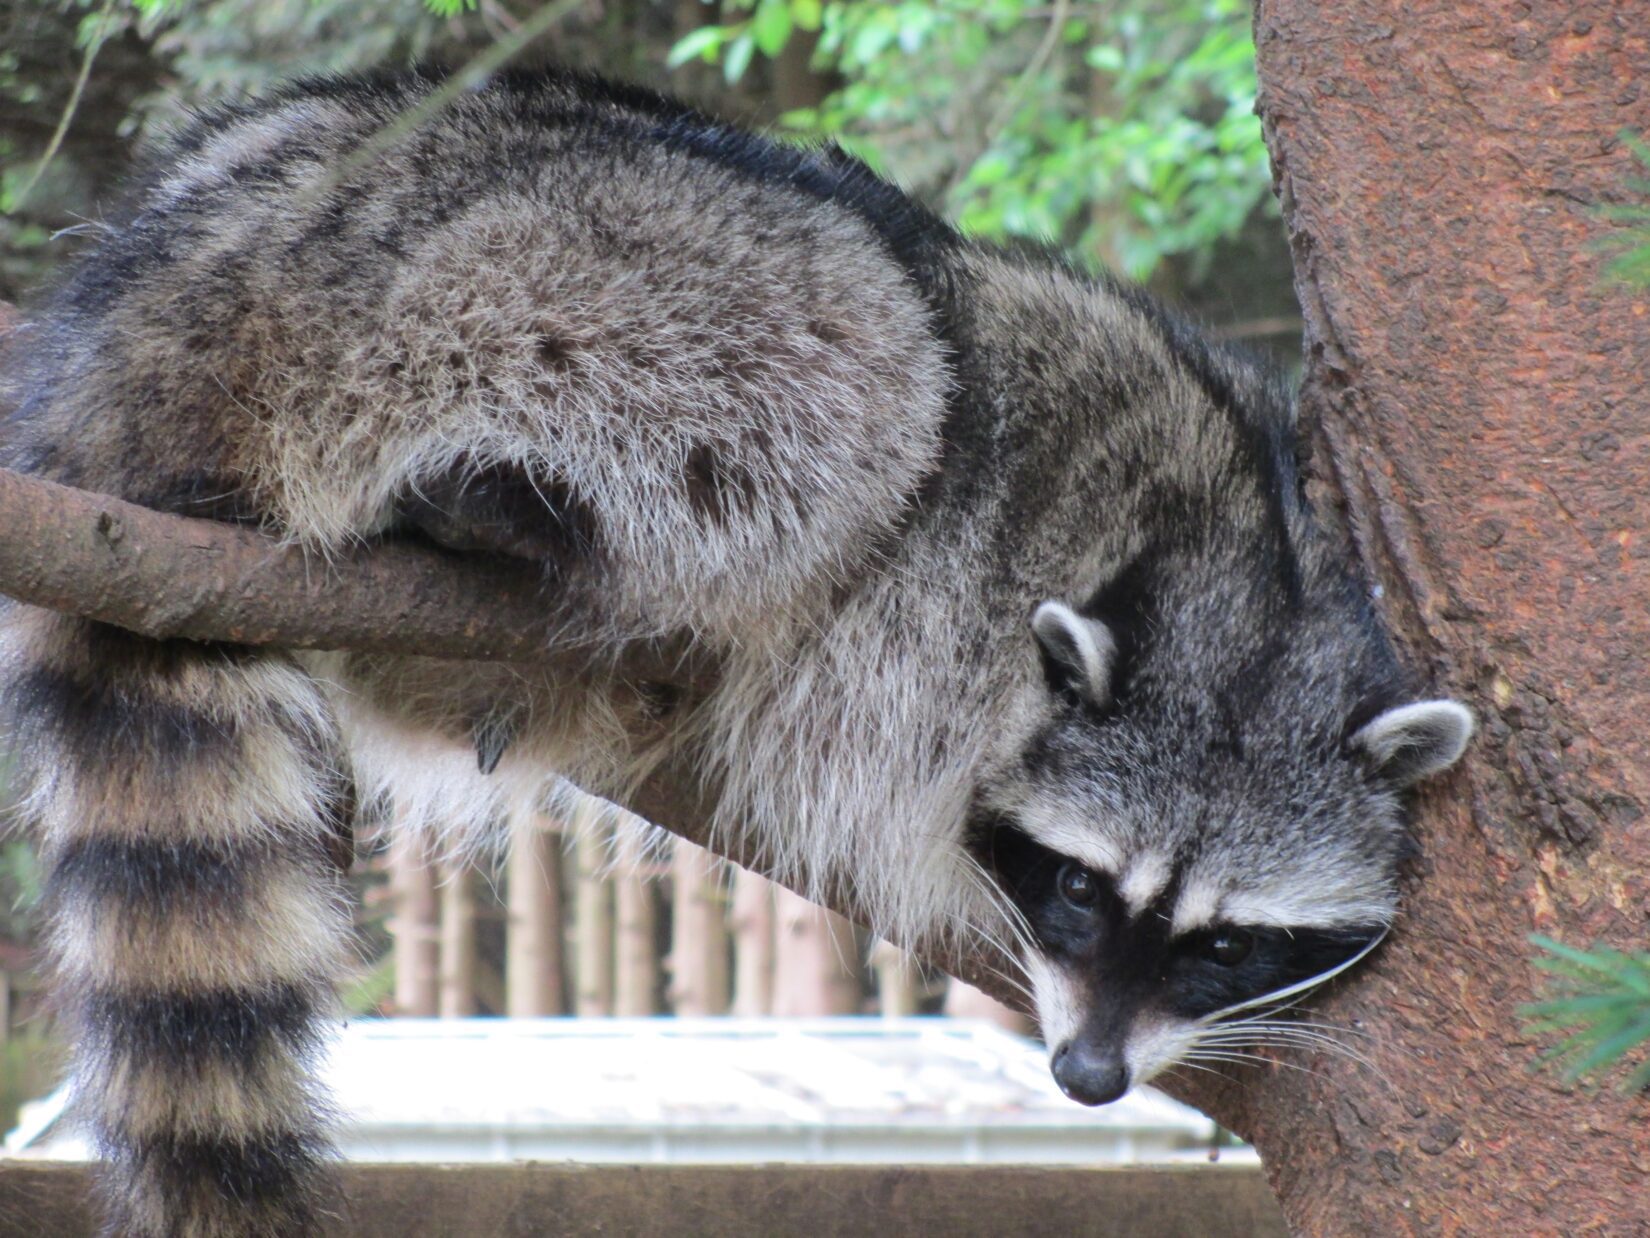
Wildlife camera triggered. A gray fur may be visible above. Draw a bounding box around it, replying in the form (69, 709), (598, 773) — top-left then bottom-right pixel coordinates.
(0, 68), (1471, 1232)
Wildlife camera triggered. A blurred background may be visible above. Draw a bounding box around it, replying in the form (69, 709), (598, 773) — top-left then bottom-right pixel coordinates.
(0, 0), (1294, 1160)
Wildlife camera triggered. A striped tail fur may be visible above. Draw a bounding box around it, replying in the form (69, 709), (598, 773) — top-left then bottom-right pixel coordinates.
(2, 611), (355, 1237)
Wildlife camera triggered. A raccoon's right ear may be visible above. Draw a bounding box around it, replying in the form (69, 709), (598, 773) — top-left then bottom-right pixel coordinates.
(1032, 601), (1117, 708)
(1350, 700), (1475, 787)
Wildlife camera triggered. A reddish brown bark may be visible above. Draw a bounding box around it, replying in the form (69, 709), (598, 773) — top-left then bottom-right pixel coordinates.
(1157, 5), (1650, 1234)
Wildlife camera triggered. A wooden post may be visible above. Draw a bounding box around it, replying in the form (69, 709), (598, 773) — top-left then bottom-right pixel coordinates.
(613, 830), (659, 1017)
(437, 863), (477, 1019)
(668, 838), (730, 1016)
(388, 831), (439, 1017)
(869, 940), (924, 1018)
(729, 867), (775, 1018)
(573, 808), (615, 1017)
(506, 812), (567, 1017)
(772, 887), (862, 1017)
(944, 978), (1035, 1036)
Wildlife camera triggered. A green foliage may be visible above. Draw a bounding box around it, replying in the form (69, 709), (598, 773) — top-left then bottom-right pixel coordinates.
(342, 954), (397, 1016)
(99, 0), (448, 126)
(1597, 133), (1650, 288)
(0, 1029), (64, 1137)
(10, 0), (1274, 283)
(0, 832), (45, 947)
(669, 0), (1271, 278)
(1524, 935), (1650, 1093)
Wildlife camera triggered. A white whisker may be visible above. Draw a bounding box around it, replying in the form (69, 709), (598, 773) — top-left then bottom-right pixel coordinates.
(1194, 929), (1389, 1027)
(1183, 1049), (1329, 1081)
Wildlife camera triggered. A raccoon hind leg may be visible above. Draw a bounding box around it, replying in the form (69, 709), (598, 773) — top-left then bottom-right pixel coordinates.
(4, 615), (354, 1238)
(396, 457), (601, 568)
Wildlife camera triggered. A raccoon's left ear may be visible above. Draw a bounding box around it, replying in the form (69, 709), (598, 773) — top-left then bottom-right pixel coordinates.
(1350, 700), (1475, 786)
(1032, 601), (1117, 708)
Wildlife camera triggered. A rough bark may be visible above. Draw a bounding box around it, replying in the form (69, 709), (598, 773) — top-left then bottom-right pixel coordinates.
(1159, 5), (1650, 1234)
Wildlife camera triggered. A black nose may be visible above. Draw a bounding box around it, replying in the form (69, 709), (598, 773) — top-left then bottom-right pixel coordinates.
(1052, 1040), (1131, 1106)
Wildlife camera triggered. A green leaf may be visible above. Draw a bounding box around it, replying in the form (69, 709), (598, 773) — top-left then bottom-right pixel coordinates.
(1526, 936), (1650, 1092)
(667, 26), (728, 68)
(1086, 45), (1124, 72)
(753, 0), (793, 57)
(791, 0), (823, 33)
(723, 30), (756, 84)
(1569, 1015), (1650, 1079)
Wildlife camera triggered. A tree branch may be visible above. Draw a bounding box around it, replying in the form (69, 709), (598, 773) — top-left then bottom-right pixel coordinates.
(0, 463), (591, 661)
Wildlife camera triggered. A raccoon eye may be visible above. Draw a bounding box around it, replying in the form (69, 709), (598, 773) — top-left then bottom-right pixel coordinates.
(1057, 863), (1100, 910)
(1206, 930), (1255, 967)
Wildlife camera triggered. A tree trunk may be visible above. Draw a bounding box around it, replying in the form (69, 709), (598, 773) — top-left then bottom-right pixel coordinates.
(771, 888), (863, 1017)
(389, 832), (439, 1018)
(668, 838), (730, 1016)
(729, 868), (776, 1018)
(1151, 5), (1650, 1233)
(771, 30), (829, 116)
(437, 863), (477, 1019)
(506, 813), (566, 1017)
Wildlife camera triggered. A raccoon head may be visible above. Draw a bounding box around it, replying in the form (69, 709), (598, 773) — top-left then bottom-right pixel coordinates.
(971, 578), (1473, 1106)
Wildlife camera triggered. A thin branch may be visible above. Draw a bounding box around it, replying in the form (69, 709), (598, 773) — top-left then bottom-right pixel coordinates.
(9, 0), (117, 213)
(0, 460), (713, 678)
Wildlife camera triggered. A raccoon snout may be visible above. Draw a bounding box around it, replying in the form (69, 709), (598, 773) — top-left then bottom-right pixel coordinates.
(1051, 1039), (1131, 1106)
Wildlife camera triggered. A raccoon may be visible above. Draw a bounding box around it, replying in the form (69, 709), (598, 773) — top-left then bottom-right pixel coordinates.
(0, 68), (1472, 1235)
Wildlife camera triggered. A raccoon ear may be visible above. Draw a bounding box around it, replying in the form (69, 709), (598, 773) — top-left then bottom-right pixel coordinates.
(1032, 601), (1117, 708)
(1350, 700), (1475, 786)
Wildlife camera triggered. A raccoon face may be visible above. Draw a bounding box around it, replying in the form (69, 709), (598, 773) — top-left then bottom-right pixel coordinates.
(972, 599), (1473, 1105)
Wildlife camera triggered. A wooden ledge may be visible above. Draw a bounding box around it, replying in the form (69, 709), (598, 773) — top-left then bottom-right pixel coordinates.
(0, 1161), (1283, 1236)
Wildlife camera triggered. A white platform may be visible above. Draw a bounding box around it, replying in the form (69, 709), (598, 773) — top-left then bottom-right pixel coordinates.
(5, 1017), (1251, 1165)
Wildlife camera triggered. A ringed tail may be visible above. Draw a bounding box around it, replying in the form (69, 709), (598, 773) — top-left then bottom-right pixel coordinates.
(2, 611), (355, 1237)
